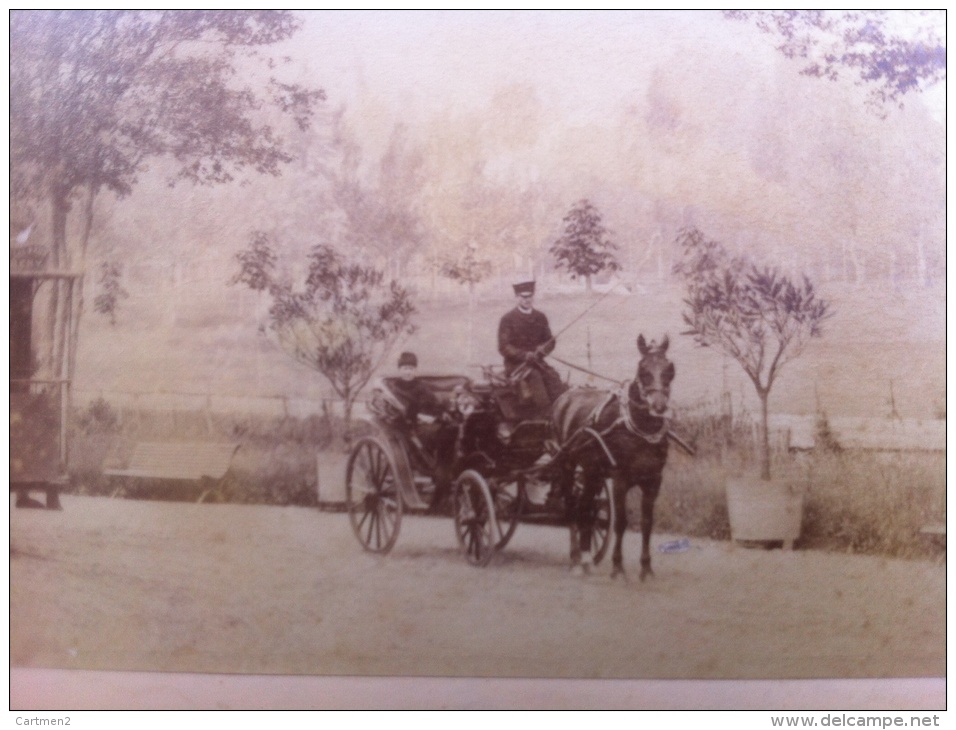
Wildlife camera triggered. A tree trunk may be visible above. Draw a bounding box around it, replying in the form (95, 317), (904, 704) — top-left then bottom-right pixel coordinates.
(44, 188), (71, 379)
(758, 387), (771, 481)
(342, 396), (353, 450)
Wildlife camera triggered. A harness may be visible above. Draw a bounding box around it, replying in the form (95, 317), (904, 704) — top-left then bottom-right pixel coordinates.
(567, 380), (669, 469)
(623, 379), (670, 444)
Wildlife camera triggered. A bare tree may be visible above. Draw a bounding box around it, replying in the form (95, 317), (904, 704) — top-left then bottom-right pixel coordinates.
(673, 227), (832, 480)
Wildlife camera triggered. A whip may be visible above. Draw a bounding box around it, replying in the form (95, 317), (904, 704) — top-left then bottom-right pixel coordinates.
(510, 283), (622, 384)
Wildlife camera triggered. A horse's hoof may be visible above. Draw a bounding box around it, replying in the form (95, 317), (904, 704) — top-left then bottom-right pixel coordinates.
(639, 567), (654, 582)
(610, 567), (627, 582)
(570, 562), (592, 577)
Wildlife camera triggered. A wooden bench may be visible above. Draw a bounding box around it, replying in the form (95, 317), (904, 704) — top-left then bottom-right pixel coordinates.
(104, 442), (240, 503)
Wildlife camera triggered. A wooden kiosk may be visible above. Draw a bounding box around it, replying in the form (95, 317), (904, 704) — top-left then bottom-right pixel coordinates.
(10, 245), (82, 509)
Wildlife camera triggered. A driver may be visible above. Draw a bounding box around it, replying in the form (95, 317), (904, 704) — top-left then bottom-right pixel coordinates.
(497, 280), (566, 417)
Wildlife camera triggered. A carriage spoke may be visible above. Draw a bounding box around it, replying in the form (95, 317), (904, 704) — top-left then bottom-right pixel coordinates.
(375, 507), (384, 548)
(356, 505), (372, 533)
(379, 499), (398, 532)
(364, 506), (375, 546)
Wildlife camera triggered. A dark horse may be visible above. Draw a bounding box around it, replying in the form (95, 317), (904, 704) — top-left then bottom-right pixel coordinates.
(551, 334), (675, 580)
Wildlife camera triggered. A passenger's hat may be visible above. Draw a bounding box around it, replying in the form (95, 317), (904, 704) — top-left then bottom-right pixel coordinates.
(512, 280), (536, 296)
(398, 351), (418, 368)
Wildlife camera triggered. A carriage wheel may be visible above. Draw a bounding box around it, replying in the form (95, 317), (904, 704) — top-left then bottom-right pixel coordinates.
(492, 480), (524, 550)
(571, 470), (616, 566)
(346, 437), (403, 554)
(453, 470), (498, 567)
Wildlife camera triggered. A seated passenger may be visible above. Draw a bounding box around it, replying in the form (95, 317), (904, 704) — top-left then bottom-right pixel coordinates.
(389, 351), (445, 425)
(389, 351), (455, 512)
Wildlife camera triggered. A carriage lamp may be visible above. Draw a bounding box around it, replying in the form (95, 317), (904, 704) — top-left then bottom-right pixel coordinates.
(454, 387), (478, 418)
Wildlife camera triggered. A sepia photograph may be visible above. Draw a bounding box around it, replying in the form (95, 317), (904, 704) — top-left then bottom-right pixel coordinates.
(8, 10), (946, 710)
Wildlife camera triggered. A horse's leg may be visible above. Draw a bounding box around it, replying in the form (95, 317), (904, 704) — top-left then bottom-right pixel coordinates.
(638, 477), (662, 581)
(554, 463), (580, 566)
(610, 477), (629, 580)
(573, 468), (601, 575)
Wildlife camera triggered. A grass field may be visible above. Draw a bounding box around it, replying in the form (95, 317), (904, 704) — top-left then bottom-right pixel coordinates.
(75, 276), (945, 421)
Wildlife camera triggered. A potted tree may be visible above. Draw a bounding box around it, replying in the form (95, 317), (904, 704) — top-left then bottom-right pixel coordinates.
(673, 227), (832, 548)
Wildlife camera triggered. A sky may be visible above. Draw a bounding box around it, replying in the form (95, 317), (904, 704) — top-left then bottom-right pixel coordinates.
(290, 10), (943, 126)
(291, 11), (734, 123)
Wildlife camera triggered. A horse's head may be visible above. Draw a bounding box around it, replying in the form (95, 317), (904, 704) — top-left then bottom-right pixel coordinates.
(634, 334), (675, 417)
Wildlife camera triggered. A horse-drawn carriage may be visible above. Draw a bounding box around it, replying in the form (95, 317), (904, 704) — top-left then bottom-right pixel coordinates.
(345, 335), (680, 578)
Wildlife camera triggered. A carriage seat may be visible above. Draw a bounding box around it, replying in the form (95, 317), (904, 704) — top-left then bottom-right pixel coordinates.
(374, 375), (472, 425)
(382, 376), (471, 410)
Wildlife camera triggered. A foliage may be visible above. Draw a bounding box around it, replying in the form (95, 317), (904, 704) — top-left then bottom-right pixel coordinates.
(724, 10), (945, 114)
(93, 261), (129, 325)
(232, 232), (416, 432)
(74, 397), (121, 435)
(549, 199), (620, 291)
(320, 116), (427, 275)
(11, 11), (323, 204)
(673, 226), (832, 479)
(10, 10), (324, 376)
(438, 245), (493, 289)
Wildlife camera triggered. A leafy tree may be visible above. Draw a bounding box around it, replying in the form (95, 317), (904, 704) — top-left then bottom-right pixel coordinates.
(724, 10), (945, 114)
(10, 10), (324, 376)
(673, 227), (832, 480)
(438, 244), (493, 305)
(550, 199), (620, 293)
(324, 117), (426, 278)
(437, 243), (493, 360)
(93, 261), (129, 326)
(233, 232), (416, 435)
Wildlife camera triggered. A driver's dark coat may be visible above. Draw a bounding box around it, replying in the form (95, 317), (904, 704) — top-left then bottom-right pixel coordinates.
(497, 307), (555, 373)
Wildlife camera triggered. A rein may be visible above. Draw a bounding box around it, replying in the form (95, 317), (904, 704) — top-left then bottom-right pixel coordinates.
(548, 353), (623, 385)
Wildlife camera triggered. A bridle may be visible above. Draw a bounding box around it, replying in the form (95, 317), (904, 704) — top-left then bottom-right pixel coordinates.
(619, 378), (669, 444)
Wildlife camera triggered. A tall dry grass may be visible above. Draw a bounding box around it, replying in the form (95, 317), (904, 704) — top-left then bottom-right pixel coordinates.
(69, 397), (944, 559)
(69, 397), (340, 507)
(652, 400), (945, 559)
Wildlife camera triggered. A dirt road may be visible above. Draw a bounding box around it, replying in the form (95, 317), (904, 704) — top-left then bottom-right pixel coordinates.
(10, 497), (944, 686)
